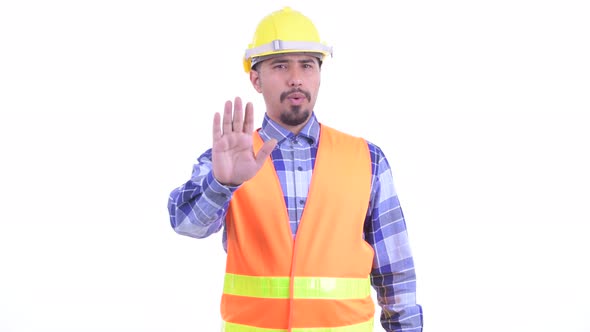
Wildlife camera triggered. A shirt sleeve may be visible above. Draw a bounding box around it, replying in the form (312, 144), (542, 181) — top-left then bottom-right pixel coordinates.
(364, 143), (424, 332)
(167, 149), (238, 239)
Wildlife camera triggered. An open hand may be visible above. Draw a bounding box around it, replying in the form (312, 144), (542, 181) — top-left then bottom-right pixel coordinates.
(211, 97), (277, 186)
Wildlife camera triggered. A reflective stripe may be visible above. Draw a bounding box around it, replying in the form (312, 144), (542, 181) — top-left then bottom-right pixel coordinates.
(244, 40), (333, 59)
(221, 319), (373, 332)
(223, 274), (370, 299)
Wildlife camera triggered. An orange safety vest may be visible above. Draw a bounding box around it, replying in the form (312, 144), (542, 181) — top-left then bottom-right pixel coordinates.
(221, 125), (375, 332)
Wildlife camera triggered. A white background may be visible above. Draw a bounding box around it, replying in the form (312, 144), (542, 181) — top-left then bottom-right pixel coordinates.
(1, 0), (589, 331)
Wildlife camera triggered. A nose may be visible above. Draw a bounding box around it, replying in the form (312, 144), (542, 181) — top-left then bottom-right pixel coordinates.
(288, 69), (303, 87)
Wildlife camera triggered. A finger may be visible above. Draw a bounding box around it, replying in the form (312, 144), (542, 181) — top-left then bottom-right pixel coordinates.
(232, 96), (244, 132)
(213, 112), (222, 142)
(222, 100), (233, 134)
(243, 102), (254, 133)
(255, 139), (277, 167)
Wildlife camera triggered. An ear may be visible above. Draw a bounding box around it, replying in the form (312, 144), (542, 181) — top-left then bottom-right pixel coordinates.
(250, 70), (262, 93)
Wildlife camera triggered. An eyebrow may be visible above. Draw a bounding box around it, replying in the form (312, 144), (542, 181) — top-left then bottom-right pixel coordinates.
(268, 58), (318, 65)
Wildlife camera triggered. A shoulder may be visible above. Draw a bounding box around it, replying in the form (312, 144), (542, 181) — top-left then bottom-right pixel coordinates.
(319, 123), (366, 145)
(365, 140), (387, 160)
(364, 140), (391, 173)
(319, 124), (389, 165)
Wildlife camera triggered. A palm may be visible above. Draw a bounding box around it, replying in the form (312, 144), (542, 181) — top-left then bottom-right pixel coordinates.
(211, 97), (277, 186)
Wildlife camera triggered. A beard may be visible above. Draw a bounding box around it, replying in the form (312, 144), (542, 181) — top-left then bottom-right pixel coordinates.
(278, 88), (312, 126)
(280, 106), (310, 126)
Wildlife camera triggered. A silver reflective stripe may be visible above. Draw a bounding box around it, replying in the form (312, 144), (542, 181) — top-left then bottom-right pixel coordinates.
(245, 40), (333, 59)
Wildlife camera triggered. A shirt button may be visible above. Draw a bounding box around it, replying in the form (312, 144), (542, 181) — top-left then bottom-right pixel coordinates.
(299, 199), (305, 205)
(297, 166), (303, 171)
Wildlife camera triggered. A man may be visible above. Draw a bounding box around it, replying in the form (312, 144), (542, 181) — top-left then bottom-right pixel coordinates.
(167, 6), (423, 332)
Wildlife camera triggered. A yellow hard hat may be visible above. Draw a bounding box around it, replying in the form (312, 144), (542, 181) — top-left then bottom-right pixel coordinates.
(243, 7), (333, 73)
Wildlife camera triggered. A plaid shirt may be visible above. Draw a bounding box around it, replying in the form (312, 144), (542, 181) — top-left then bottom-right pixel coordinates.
(168, 113), (423, 331)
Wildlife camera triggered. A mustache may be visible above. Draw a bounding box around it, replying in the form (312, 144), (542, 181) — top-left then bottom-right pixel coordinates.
(280, 88), (311, 103)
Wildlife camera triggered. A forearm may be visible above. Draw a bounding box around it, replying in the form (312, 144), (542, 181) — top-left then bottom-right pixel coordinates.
(368, 214), (423, 331)
(372, 259), (423, 332)
(167, 157), (236, 238)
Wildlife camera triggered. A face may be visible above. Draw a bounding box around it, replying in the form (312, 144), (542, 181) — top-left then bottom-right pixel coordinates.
(250, 54), (321, 133)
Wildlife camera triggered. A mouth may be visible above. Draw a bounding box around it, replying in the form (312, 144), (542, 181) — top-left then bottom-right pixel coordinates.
(281, 89), (311, 104)
(286, 92), (306, 105)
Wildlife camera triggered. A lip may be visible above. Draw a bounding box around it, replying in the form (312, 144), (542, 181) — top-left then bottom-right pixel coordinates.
(286, 92), (306, 105)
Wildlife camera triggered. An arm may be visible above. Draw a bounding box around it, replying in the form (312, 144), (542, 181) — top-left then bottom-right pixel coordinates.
(167, 150), (235, 238)
(364, 144), (423, 332)
(167, 97), (276, 238)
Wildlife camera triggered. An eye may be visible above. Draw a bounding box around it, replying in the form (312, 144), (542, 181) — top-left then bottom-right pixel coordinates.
(302, 63), (316, 70)
(273, 64), (288, 70)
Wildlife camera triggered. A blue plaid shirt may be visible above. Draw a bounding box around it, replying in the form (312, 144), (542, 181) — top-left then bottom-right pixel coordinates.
(168, 113), (423, 331)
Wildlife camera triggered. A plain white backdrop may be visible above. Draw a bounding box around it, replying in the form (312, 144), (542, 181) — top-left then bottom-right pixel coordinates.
(1, 0), (589, 331)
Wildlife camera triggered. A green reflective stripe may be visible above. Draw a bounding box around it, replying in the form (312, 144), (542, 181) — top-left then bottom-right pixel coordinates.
(293, 276), (370, 299)
(223, 274), (370, 299)
(221, 319), (373, 332)
(224, 274), (290, 299)
(222, 321), (284, 332)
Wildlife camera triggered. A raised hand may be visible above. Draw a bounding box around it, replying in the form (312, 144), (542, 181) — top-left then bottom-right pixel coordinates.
(211, 97), (277, 186)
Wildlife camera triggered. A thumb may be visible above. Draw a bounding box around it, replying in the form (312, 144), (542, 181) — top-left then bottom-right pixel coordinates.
(255, 139), (277, 167)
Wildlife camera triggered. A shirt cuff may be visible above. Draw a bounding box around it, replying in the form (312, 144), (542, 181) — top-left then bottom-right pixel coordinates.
(202, 172), (240, 203)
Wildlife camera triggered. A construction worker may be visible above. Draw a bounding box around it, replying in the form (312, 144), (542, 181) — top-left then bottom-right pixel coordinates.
(167, 7), (423, 332)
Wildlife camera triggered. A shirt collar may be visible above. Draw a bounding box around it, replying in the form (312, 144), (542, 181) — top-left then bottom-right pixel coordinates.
(259, 112), (320, 147)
